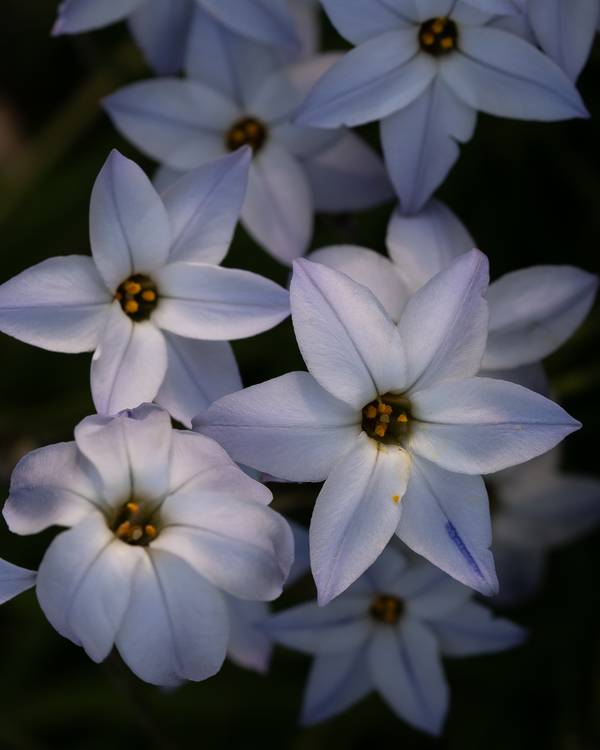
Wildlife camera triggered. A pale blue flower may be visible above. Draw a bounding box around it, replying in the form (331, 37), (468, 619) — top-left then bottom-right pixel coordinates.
(490, 448), (600, 606)
(265, 546), (525, 734)
(300, 0), (588, 212)
(104, 17), (392, 265)
(0, 149), (289, 423)
(53, 0), (310, 73)
(197, 254), (581, 604)
(3, 404), (294, 686)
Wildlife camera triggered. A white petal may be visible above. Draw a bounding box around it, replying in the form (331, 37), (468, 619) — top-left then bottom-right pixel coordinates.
(201, 0), (299, 49)
(156, 334), (242, 428)
(386, 199), (475, 293)
(291, 258), (407, 409)
(197, 371), (360, 482)
(116, 549), (229, 685)
(89, 151), (172, 291)
(304, 129), (394, 213)
(309, 245), (408, 322)
(0, 256), (110, 353)
(91, 305), (168, 415)
(311, 434), (410, 605)
(53, 0), (144, 33)
(0, 559), (36, 604)
(226, 596), (272, 673)
(301, 651), (372, 725)
(440, 27), (588, 120)
(368, 618), (448, 736)
(399, 249), (489, 391)
(152, 262), (289, 340)
(410, 377), (581, 474)
(381, 77), (476, 213)
(396, 563), (473, 619)
(365, 544), (410, 591)
(242, 142), (313, 265)
(396, 457), (497, 595)
(296, 31), (435, 128)
(266, 597), (371, 655)
(5, 442), (101, 534)
(154, 495), (293, 601)
(527, 0), (599, 81)
(483, 265), (598, 370)
(74, 404), (173, 506)
(128, 0), (192, 75)
(161, 149), (251, 265)
(432, 600), (526, 656)
(103, 80), (234, 171)
(320, 0), (408, 45)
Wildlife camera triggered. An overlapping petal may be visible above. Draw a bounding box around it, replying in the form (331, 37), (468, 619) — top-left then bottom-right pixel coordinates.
(53, 0), (144, 34)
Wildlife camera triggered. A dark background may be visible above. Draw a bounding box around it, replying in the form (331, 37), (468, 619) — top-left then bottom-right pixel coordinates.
(0, 2), (599, 748)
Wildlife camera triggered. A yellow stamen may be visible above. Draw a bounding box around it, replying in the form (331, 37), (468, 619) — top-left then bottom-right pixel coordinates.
(125, 300), (139, 314)
(125, 281), (142, 295)
(375, 424), (387, 438)
(392, 495), (400, 504)
(378, 403), (392, 415)
(365, 405), (377, 419)
(145, 524), (158, 540)
(380, 414), (390, 424)
(126, 501), (139, 513)
(141, 290), (156, 302)
(441, 36), (454, 49)
(432, 19), (444, 33)
(397, 413), (409, 423)
(116, 521), (131, 539)
(421, 32), (435, 46)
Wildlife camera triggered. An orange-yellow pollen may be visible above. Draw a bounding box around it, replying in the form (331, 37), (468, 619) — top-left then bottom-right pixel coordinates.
(365, 405), (378, 419)
(126, 501), (139, 513)
(397, 413), (409, 424)
(125, 299), (139, 314)
(375, 424), (387, 438)
(141, 290), (156, 302)
(125, 281), (142, 295)
(419, 16), (458, 56)
(145, 524), (158, 540)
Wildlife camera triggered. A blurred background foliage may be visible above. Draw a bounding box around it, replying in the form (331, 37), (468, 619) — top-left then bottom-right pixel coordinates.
(0, 2), (599, 748)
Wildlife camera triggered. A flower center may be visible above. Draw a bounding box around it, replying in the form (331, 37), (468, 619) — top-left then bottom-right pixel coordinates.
(225, 116), (268, 153)
(112, 500), (159, 546)
(370, 594), (404, 625)
(362, 394), (412, 444)
(115, 274), (159, 322)
(419, 16), (458, 55)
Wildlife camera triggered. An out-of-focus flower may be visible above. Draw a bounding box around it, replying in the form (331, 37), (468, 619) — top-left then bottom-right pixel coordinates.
(53, 0), (310, 74)
(265, 546), (524, 734)
(3, 404), (293, 686)
(0, 149), (289, 424)
(198, 254), (580, 604)
(300, 0), (588, 212)
(490, 448), (600, 606)
(311, 199), (598, 392)
(104, 17), (392, 265)
(0, 559), (36, 603)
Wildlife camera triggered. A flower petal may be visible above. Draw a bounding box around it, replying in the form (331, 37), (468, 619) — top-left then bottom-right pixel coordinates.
(226, 596), (272, 673)
(201, 0), (300, 50)
(396, 456), (497, 595)
(90, 151), (172, 291)
(296, 31), (435, 128)
(410, 377), (581, 473)
(320, 0), (408, 45)
(0, 559), (36, 604)
(431, 600), (526, 656)
(0, 256), (110, 353)
(291, 258), (407, 409)
(116, 549), (229, 685)
(304, 129), (394, 212)
(197, 371), (360, 482)
(368, 618), (448, 736)
(4, 442), (101, 534)
(53, 0), (144, 34)
(483, 265), (598, 370)
(103, 80), (234, 172)
(386, 199), (475, 294)
(91, 304), (168, 415)
(161, 148), (251, 265)
(311, 433), (410, 606)
(396, 562), (473, 619)
(381, 77), (476, 213)
(399, 249), (489, 391)
(154, 494), (293, 601)
(156, 334), (242, 428)
(128, 0), (193, 75)
(440, 27), (588, 120)
(242, 142), (313, 265)
(309, 245), (408, 323)
(74, 404), (173, 506)
(152, 262), (289, 340)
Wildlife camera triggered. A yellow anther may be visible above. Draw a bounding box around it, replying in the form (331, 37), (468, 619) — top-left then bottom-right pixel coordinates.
(392, 495), (400, 504)
(421, 32), (435, 46)
(432, 19), (445, 33)
(375, 424), (387, 438)
(125, 300), (139, 314)
(441, 36), (454, 49)
(145, 524), (158, 540)
(141, 290), (157, 302)
(126, 501), (139, 513)
(116, 521), (131, 539)
(365, 405), (377, 419)
(131, 527), (143, 542)
(380, 414), (390, 424)
(378, 403), (392, 415)
(397, 413), (409, 423)
(125, 281), (142, 295)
